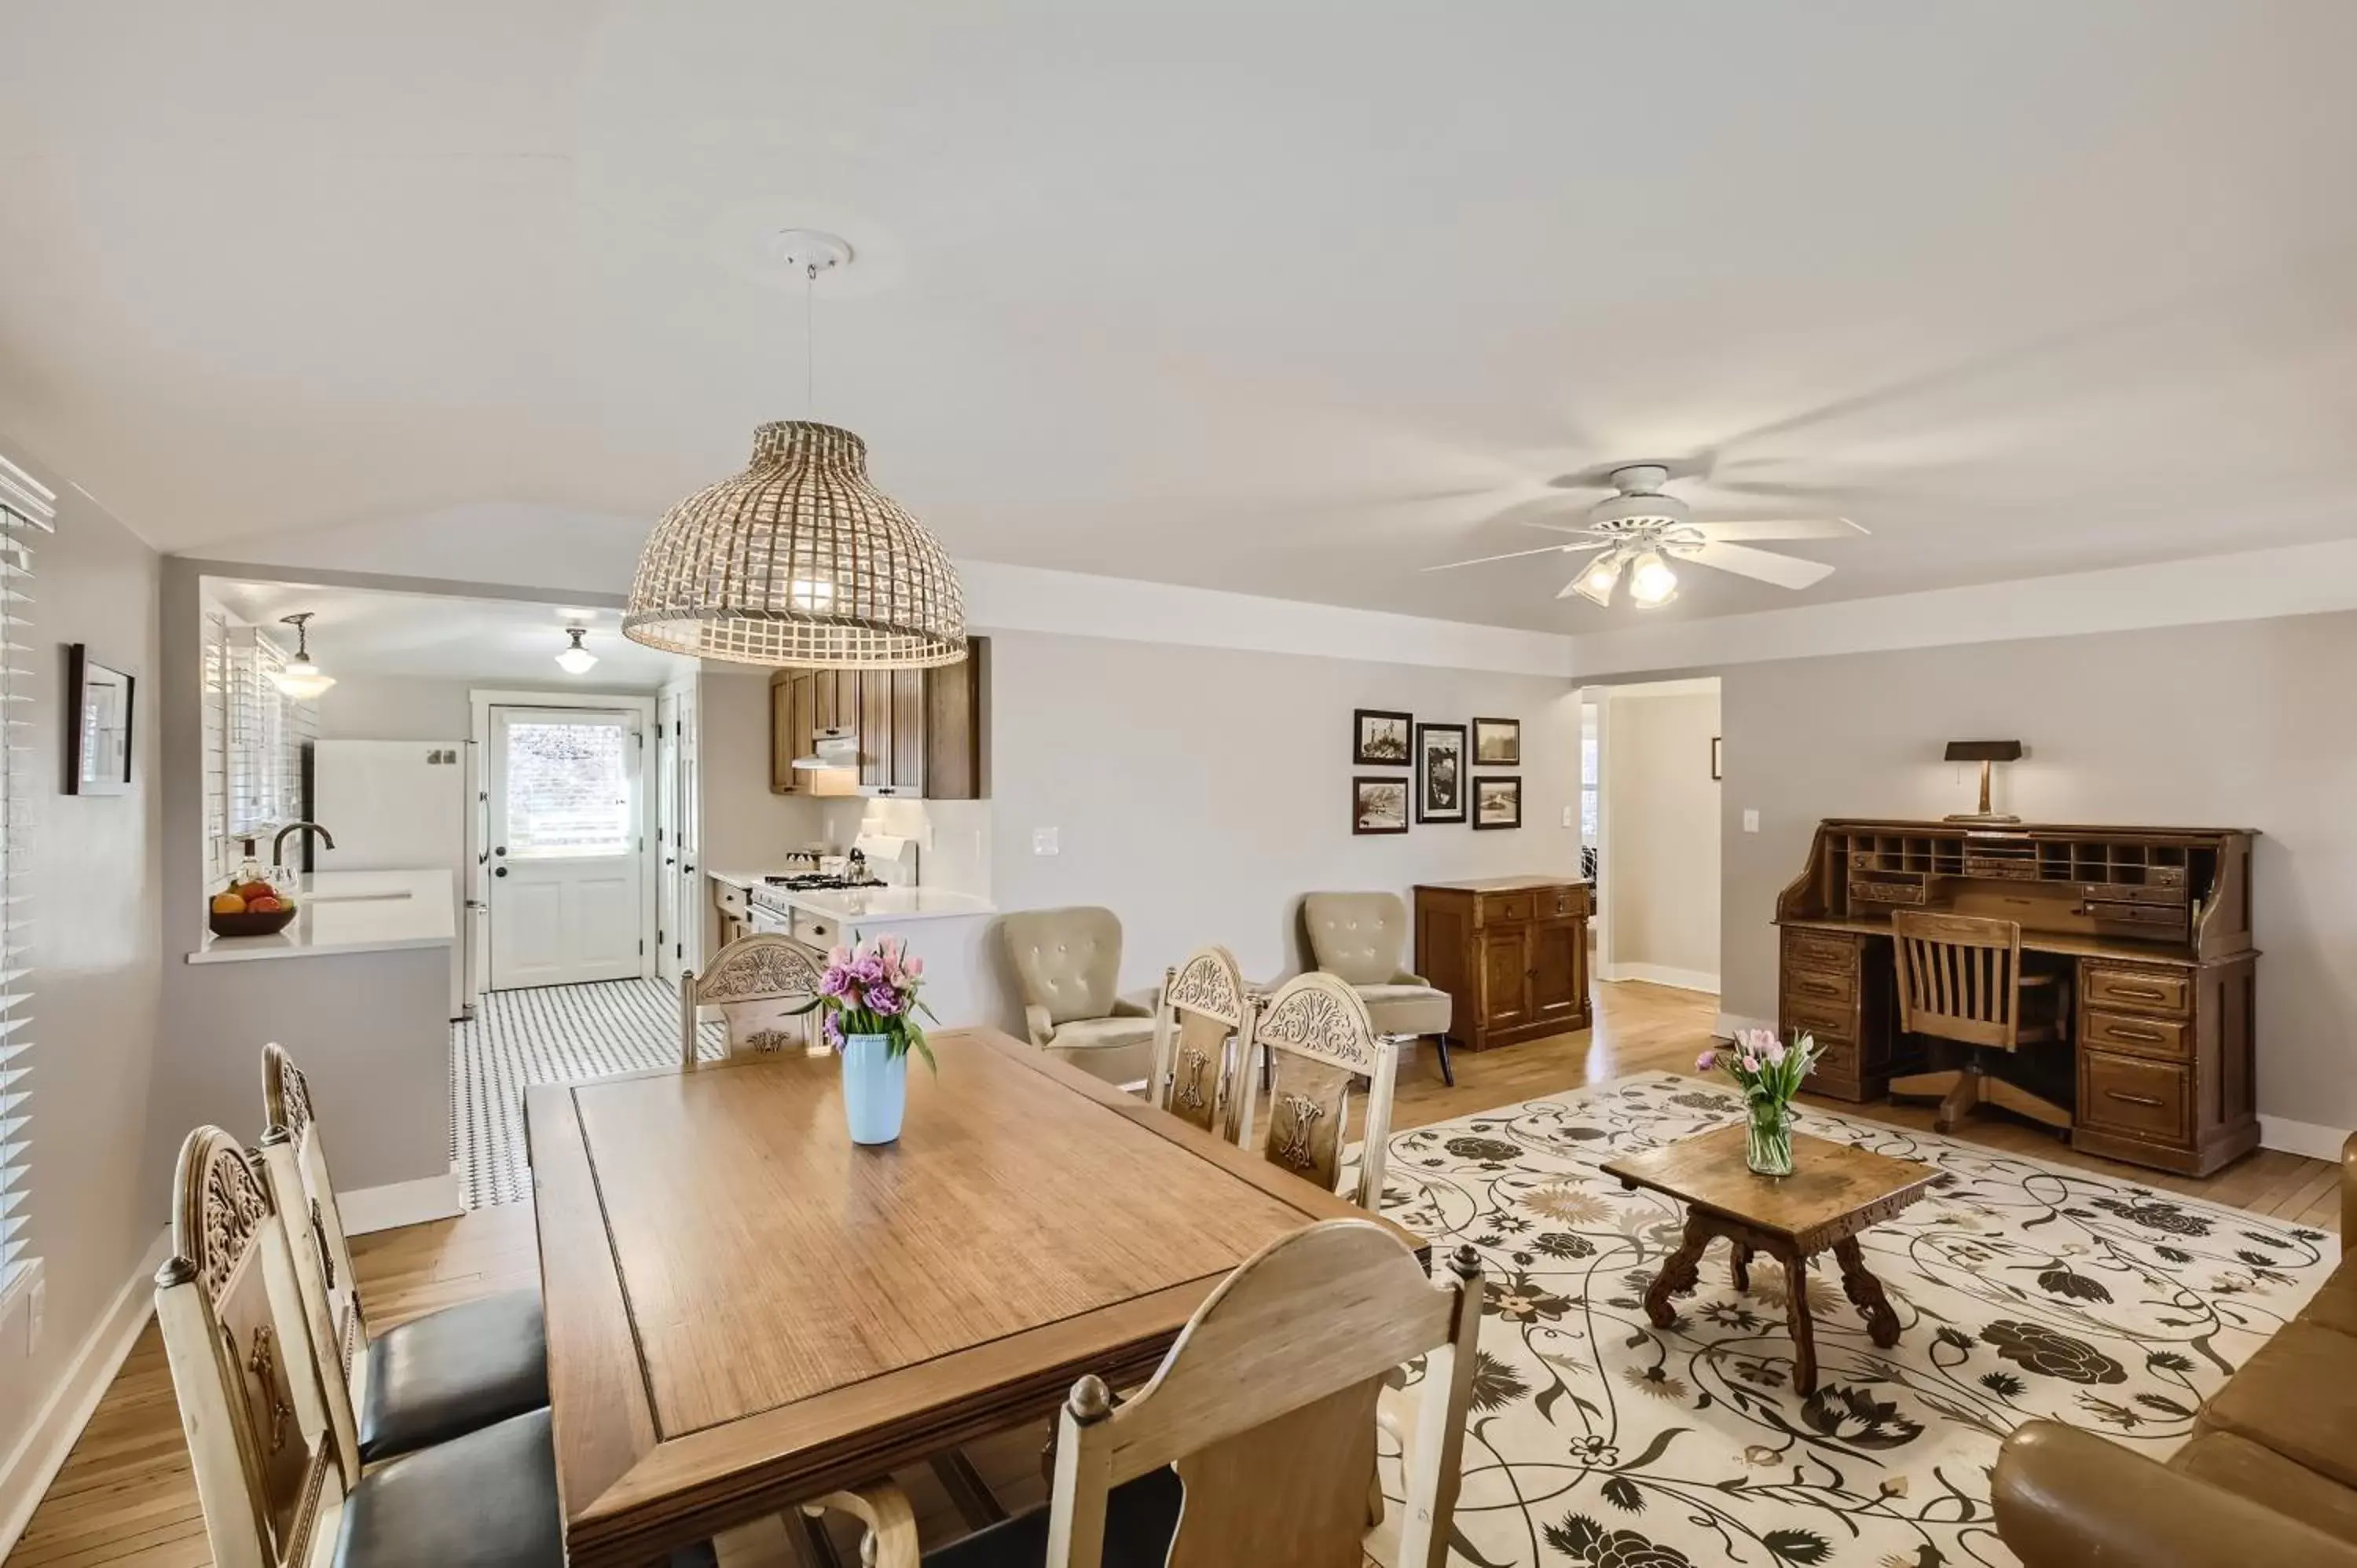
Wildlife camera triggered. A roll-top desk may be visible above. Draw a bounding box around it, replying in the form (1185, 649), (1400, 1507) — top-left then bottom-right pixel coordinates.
(1773, 819), (2258, 1176)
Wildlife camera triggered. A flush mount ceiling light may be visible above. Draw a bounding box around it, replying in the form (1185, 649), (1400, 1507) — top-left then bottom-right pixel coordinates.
(625, 231), (966, 670)
(1426, 464), (1868, 609)
(555, 626), (598, 675)
(268, 612), (335, 699)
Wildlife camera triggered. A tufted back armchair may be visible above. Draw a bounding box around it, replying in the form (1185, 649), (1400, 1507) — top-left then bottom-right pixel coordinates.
(1302, 890), (1457, 1086)
(999, 906), (1160, 1086)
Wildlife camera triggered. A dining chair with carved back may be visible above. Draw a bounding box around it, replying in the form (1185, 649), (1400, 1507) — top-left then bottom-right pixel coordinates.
(258, 1043), (548, 1476)
(680, 932), (829, 1064)
(157, 1125), (566, 1568)
(1145, 944), (1252, 1143)
(805, 1218), (1484, 1568)
(1232, 972), (1401, 1214)
(1886, 910), (2073, 1135)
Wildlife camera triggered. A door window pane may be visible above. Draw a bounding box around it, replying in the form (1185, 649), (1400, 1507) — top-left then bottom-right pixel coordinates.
(504, 720), (631, 858)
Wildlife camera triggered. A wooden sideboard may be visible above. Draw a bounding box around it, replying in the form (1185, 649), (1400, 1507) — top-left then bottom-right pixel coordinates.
(1414, 877), (1592, 1051)
(1773, 819), (2259, 1176)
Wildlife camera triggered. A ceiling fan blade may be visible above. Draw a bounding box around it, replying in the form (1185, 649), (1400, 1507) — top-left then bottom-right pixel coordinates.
(1688, 517), (1868, 541)
(1419, 541), (1603, 573)
(1672, 540), (1837, 589)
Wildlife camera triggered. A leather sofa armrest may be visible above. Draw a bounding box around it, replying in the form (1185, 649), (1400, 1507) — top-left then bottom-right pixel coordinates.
(2343, 1131), (2357, 1239)
(1024, 1002), (1056, 1047)
(1993, 1420), (2357, 1568)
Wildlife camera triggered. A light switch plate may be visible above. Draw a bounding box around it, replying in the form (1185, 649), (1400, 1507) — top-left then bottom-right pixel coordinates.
(1743, 809), (1760, 833)
(1032, 827), (1060, 855)
(1561, 805), (1574, 828)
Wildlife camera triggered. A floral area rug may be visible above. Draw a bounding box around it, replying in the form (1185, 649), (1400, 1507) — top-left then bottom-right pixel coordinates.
(1366, 1072), (2337, 1568)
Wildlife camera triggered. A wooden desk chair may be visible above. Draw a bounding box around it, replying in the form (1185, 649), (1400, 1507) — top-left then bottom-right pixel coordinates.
(812, 1219), (1483, 1568)
(1234, 973), (1401, 1213)
(258, 1044), (548, 1477)
(156, 1127), (565, 1568)
(1146, 944), (1250, 1141)
(1887, 911), (2073, 1134)
(679, 932), (826, 1064)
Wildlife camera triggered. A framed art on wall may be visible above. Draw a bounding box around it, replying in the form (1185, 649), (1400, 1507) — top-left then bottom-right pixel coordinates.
(1353, 775), (1409, 834)
(1472, 716), (1520, 766)
(66, 643), (135, 795)
(1354, 708), (1412, 765)
(1416, 723), (1466, 824)
(1472, 775), (1523, 830)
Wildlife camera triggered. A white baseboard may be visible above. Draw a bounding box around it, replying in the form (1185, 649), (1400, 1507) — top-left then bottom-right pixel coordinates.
(2260, 1114), (2352, 1164)
(339, 1171), (463, 1236)
(0, 1227), (171, 1560)
(1599, 963), (1721, 995)
(1714, 1010), (1776, 1042)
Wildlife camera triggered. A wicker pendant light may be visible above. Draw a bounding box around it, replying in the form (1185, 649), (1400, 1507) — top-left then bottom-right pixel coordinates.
(624, 233), (966, 669)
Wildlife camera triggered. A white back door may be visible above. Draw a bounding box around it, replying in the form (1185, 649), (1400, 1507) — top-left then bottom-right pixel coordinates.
(655, 691), (681, 984)
(488, 705), (645, 990)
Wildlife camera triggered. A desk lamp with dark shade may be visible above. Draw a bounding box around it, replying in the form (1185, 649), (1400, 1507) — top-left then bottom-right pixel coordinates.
(1944, 739), (2023, 824)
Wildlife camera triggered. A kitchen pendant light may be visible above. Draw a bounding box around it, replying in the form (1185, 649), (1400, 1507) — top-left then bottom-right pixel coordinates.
(624, 232), (966, 670)
(268, 612), (336, 699)
(555, 626), (598, 675)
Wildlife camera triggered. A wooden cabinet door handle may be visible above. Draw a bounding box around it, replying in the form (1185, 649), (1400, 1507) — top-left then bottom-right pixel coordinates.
(1796, 975), (1842, 995)
(2106, 1023), (2166, 1042)
(2105, 1090), (2165, 1108)
(2109, 984), (2167, 1001)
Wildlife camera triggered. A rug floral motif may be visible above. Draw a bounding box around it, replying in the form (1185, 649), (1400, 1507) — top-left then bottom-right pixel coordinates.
(1367, 1072), (2336, 1568)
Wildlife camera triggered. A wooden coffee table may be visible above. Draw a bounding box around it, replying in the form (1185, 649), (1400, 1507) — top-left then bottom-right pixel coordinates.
(1601, 1123), (1937, 1394)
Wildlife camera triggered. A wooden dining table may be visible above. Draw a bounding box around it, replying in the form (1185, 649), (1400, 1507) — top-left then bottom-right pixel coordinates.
(525, 1024), (1424, 1566)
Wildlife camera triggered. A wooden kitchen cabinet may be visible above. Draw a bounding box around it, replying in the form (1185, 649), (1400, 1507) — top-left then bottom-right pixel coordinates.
(1415, 877), (1593, 1051)
(769, 637), (986, 799)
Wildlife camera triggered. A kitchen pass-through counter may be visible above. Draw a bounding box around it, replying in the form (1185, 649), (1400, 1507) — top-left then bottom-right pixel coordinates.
(187, 868), (457, 964)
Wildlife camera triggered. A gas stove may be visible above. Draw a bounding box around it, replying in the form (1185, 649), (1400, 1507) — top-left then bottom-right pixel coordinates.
(763, 873), (885, 892)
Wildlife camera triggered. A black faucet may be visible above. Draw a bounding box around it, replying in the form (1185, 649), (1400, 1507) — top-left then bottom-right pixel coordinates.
(273, 821), (336, 866)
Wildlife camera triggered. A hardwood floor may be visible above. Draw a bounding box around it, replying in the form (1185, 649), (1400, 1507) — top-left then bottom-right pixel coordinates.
(9, 980), (2337, 1568)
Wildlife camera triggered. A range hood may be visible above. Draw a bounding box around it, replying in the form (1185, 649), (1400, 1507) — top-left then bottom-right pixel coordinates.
(790, 727), (859, 771)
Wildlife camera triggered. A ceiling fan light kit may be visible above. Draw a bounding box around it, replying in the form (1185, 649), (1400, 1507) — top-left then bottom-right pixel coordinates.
(1428, 462), (1865, 611)
(625, 231), (968, 670)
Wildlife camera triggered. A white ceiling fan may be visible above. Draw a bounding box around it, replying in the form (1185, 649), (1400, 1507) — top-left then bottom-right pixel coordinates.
(1423, 464), (1868, 608)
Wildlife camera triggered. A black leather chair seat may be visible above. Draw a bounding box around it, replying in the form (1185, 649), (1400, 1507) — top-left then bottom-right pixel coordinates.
(357, 1289), (549, 1463)
(921, 1467), (1182, 1568)
(335, 1407), (563, 1568)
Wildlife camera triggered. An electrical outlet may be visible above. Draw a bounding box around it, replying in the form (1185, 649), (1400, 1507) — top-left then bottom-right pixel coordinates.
(1560, 805), (1574, 828)
(1743, 809), (1760, 833)
(1032, 826), (1060, 856)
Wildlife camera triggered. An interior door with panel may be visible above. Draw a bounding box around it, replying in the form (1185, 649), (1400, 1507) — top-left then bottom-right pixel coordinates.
(655, 692), (680, 984)
(487, 705), (646, 990)
(673, 683), (702, 975)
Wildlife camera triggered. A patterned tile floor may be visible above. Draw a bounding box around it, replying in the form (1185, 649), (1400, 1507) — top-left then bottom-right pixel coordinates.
(450, 977), (722, 1208)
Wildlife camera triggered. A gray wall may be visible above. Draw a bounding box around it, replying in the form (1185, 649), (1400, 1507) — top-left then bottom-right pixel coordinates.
(981, 628), (1583, 1011)
(314, 672), (667, 740)
(1717, 610), (2357, 1131)
(0, 436), (165, 1496)
(1602, 687), (1721, 984)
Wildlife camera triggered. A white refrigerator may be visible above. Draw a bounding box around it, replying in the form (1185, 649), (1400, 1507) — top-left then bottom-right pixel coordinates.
(311, 738), (471, 1018)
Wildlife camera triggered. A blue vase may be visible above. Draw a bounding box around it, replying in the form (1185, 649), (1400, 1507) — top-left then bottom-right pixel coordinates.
(841, 1032), (908, 1145)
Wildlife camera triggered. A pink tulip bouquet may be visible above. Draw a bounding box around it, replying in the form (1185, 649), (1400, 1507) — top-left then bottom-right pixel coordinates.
(794, 935), (937, 1070)
(1695, 1027), (1820, 1175)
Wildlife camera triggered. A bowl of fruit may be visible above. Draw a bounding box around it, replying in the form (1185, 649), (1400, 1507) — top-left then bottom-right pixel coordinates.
(209, 877), (299, 937)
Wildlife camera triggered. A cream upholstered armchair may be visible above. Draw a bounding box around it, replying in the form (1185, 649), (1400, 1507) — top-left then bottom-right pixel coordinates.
(1303, 891), (1454, 1086)
(999, 906), (1161, 1087)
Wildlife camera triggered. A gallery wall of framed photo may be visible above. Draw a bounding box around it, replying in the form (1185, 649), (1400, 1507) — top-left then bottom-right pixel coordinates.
(1354, 706), (1524, 835)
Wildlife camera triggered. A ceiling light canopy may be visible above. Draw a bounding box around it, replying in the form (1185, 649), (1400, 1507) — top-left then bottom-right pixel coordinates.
(555, 626), (598, 675)
(268, 612), (335, 699)
(624, 233), (966, 670)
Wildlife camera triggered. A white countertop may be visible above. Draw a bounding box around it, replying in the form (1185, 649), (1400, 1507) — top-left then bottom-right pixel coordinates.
(706, 868), (786, 891)
(777, 885), (995, 924)
(188, 869), (456, 965)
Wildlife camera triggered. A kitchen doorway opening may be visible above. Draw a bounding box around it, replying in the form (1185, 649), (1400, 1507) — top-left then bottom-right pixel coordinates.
(469, 691), (658, 995)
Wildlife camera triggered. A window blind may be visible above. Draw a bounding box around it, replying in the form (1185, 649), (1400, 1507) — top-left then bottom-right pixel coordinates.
(0, 453), (53, 1295)
(203, 614), (316, 877)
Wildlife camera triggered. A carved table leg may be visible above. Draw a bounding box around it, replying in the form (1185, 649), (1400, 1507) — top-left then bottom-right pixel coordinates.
(1729, 1242), (1753, 1294)
(1781, 1248), (1818, 1394)
(1833, 1236), (1901, 1349)
(1643, 1215), (1712, 1329)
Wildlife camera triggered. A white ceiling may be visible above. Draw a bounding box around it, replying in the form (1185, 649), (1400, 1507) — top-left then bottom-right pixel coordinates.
(203, 578), (693, 687)
(8, 2), (2357, 631)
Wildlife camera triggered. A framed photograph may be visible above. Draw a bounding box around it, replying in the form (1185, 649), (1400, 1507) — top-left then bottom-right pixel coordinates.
(1352, 775), (1410, 835)
(65, 644), (135, 796)
(1353, 708), (1413, 766)
(1472, 716), (1520, 767)
(1415, 723), (1466, 824)
(1472, 775), (1523, 830)
(1711, 735), (1723, 781)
